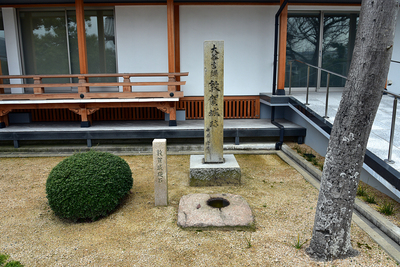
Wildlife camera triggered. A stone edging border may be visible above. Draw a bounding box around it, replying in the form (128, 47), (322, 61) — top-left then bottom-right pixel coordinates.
(280, 143), (400, 262)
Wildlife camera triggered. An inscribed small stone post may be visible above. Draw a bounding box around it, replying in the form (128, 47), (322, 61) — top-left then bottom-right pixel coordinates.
(204, 41), (224, 163)
(153, 139), (168, 206)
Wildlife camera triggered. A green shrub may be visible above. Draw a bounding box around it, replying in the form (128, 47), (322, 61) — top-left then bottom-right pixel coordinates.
(0, 254), (9, 266)
(0, 254), (23, 267)
(356, 185), (367, 197)
(365, 194), (377, 204)
(46, 150), (133, 221)
(4, 261), (24, 267)
(378, 201), (395, 216)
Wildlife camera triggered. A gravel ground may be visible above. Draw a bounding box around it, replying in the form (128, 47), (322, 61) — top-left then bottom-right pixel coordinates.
(0, 153), (398, 266)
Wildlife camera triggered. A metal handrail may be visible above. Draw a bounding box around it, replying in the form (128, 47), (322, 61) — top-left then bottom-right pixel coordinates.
(384, 59), (400, 163)
(291, 59), (348, 79)
(384, 90), (399, 164)
(288, 59), (347, 118)
(290, 58), (399, 164)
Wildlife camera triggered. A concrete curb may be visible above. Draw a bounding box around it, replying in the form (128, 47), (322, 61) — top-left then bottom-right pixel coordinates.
(0, 143), (277, 158)
(281, 143), (400, 263)
(354, 198), (400, 245)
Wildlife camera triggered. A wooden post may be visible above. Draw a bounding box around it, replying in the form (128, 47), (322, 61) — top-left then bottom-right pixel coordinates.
(79, 105), (90, 127)
(174, 5), (181, 91)
(167, 75), (176, 92)
(0, 59), (3, 94)
(0, 109), (10, 128)
(33, 77), (44, 94)
(167, 0), (175, 73)
(76, 0), (88, 74)
(78, 76), (89, 94)
(123, 75), (131, 92)
(167, 0), (177, 126)
(169, 102), (176, 121)
(277, 0), (288, 94)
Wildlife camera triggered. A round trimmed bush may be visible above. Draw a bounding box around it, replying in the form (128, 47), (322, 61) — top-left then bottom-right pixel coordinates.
(46, 150), (133, 221)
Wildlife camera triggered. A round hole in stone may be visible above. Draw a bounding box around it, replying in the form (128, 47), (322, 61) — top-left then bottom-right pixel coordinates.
(207, 197), (230, 209)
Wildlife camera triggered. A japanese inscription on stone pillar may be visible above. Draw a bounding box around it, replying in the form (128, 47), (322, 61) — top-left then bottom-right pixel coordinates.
(153, 139), (168, 206)
(204, 41), (224, 163)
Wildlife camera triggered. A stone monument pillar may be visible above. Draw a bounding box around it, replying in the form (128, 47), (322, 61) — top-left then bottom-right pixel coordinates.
(204, 41), (224, 163)
(189, 41), (241, 186)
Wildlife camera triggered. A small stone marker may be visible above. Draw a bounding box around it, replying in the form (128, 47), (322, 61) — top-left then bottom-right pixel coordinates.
(204, 40), (224, 163)
(153, 139), (168, 206)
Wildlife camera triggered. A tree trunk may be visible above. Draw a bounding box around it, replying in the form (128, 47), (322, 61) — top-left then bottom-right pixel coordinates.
(306, 0), (399, 261)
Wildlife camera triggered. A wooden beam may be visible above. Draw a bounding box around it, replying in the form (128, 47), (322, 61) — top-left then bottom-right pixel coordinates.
(0, 109), (10, 127)
(174, 4), (181, 91)
(0, 2), (361, 8)
(167, 0), (175, 73)
(0, 59), (3, 94)
(0, 72), (189, 79)
(76, 0), (88, 74)
(277, 0), (288, 91)
(0, 91), (184, 100)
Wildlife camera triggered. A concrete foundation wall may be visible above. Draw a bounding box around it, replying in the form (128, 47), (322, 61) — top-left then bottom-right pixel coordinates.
(281, 103), (400, 203)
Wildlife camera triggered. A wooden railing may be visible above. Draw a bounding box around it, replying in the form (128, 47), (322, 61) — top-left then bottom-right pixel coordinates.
(0, 72), (188, 127)
(0, 72), (187, 99)
(177, 96), (260, 119)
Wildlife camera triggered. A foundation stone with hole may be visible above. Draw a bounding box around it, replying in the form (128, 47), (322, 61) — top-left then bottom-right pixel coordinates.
(177, 193), (254, 228)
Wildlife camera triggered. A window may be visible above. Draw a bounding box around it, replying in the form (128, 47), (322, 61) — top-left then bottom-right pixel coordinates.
(19, 9), (116, 84)
(0, 10), (9, 79)
(285, 12), (359, 88)
(286, 13), (320, 88)
(321, 13), (358, 87)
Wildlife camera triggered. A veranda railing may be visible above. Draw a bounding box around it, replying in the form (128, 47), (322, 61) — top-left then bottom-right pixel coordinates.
(288, 59), (399, 164)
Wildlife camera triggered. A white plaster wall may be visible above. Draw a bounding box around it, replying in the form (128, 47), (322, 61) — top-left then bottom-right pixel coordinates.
(180, 6), (276, 96)
(115, 6), (168, 92)
(2, 7), (23, 93)
(388, 17), (400, 95)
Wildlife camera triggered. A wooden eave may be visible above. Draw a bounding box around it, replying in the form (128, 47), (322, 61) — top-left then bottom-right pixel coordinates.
(0, 0), (362, 7)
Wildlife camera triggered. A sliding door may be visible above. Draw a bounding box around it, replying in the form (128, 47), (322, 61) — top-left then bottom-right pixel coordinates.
(286, 12), (358, 89)
(19, 9), (116, 84)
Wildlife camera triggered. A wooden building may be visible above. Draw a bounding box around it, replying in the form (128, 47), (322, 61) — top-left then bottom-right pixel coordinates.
(2, 0), (397, 128)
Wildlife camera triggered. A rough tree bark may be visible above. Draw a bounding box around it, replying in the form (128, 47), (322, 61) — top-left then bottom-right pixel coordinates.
(306, 0), (399, 261)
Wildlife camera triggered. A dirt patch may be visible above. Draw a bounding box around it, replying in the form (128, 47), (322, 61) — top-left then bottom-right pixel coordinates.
(0, 154), (398, 266)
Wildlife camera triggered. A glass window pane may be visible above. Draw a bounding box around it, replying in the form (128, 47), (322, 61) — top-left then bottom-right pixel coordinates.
(321, 13), (358, 87)
(66, 11), (79, 79)
(19, 11), (70, 84)
(285, 13), (320, 88)
(68, 10), (116, 83)
(0, 10), (9, 84)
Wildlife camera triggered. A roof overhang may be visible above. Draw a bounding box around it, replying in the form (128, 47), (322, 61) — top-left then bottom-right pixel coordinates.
(0, 0), (362, 6)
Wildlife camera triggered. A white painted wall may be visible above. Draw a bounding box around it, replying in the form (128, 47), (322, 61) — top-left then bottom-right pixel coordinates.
(180, 6), (276, 96)
(115, 6), (168, 92)
(2, 7), (23, 93)
(388, 17), (400, 95)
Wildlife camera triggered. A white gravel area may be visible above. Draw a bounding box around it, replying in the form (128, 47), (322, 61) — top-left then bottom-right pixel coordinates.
(0, 154), (398, 266)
